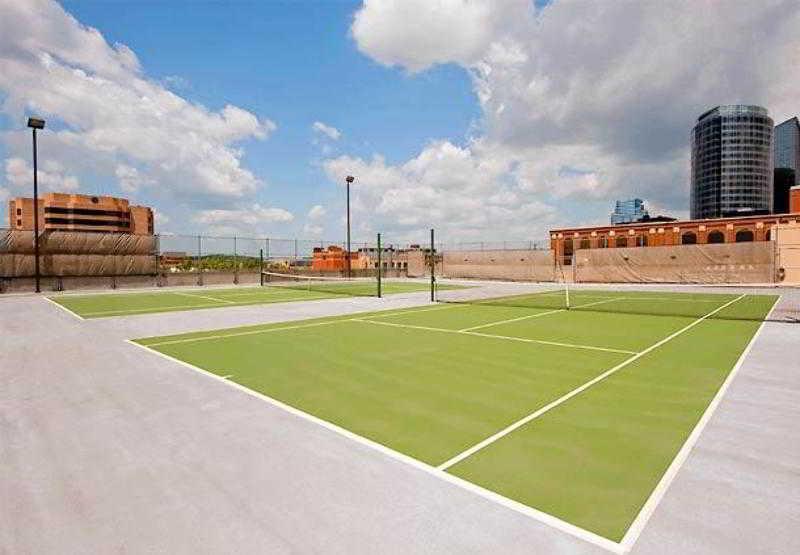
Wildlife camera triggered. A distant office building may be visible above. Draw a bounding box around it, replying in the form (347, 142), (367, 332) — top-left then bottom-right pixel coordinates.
(610, 198), (648, 224)
(691, 105), (774, 219)
(7, 193), (154, 235)
(774, 168), (796, 214)
(775, 117), (800, 186)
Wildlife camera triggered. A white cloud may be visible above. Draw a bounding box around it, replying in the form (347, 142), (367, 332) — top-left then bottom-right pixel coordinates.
(351, 0), (528, 73)
(4, 157), (80, 192)
(152, 207), (169, 226)
(192, 203), (294, 236)
(0, 0), (277, 201)
(346, 0), (800, 235)
(324, 140), (557, 241)
(302, 204), (328, 236)
(115, 163), (154, 193)
(312, 121), (341, 141)
(307, 204), (326, 220)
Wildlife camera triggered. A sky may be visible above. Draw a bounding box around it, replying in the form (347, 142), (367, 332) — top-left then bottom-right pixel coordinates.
(1, 0), (798, 244)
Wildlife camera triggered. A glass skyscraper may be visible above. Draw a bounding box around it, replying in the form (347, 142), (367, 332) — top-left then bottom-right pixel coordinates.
(610, 198), (648, 224)
(691, 105), (774, 219)
(774, 117), (799, 183)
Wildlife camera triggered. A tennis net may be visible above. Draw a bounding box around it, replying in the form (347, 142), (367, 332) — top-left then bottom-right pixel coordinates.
(434, 282), (798, 323)
(261, 271), (379, 297)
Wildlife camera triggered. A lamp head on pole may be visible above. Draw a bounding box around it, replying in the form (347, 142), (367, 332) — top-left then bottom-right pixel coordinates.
(27, 117), (45, 130)
(346, 175), (354, 184)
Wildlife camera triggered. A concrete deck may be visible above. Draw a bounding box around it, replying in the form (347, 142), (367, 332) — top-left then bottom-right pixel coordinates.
(1, 285), (798, 554)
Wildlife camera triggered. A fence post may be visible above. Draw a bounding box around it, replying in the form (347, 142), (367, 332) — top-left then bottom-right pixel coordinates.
(197, 235), (203, 286)
(233, 236), (238, 285)
(430, 229), (435, 302)
(260, 249), (264, 286)
(377, 233), (382, 298)
(265, 238), (270, 266)
(155, 234), (162, 286)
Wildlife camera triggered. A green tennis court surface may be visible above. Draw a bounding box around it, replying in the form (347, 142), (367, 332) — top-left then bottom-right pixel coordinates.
(134, 289), (777, 543)
(50, 280), (451, 318)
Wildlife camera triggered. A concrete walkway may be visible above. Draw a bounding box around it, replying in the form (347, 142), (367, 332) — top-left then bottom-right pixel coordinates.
(1, 289), (798, 554)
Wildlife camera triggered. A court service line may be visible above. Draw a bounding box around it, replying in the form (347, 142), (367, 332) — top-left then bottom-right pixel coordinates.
(436, 294), (747, 471)
(173, 291), (236, 304)
(458, 298), (623, 332)
(618, 295), (779, 550)
(352, 318), (638, 355)
(125, 339), (625, 554)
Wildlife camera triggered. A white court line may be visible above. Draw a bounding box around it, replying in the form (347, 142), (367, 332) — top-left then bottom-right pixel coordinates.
(353, 318), (637, 355)
(141, 318), (350, 347)
(458, 298), (623, 332)
(43, 296), (86, 321)
(126, 339), (624, 553)
(174, 291), (236, 304)
(80, 295), (333, 317)
(221, 374), (234, 379)
(618, 295), (780, 551)
(436, 294), (747, 471)
(358, 303), (464, 320)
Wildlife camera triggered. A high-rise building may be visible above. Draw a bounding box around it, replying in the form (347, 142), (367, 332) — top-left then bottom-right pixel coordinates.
(775, 116), (799, 183)
(610, 198), (648, 224)
(690, 105), (774, 219)
(7, 193), (154, 235)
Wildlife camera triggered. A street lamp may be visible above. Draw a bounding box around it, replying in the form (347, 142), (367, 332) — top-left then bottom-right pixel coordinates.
(345, 175), (354, 278)
(27, 117), (45, 293)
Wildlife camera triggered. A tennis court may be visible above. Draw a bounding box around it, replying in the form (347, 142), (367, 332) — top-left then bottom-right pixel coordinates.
(131, 287), (780, 545)
(49, 273), (452, 318)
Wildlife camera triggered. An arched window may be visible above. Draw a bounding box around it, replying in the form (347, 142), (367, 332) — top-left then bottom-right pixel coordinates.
(766, 229), (771, 241)
(681, 232), (697, 245)
(615, 236), (628, 248)
(735, 229), (754, 242)
(707, 230), (725, 244)
(579, 239), (591, 249)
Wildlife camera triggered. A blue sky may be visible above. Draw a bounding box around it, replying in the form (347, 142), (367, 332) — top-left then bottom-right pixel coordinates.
(2, 1), (480, 239)
(1, 1), (796, 242)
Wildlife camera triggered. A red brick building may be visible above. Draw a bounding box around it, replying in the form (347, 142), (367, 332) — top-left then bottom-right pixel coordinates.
(550, 212), (800, 263)
(311, 245), (366, 271)
(8, 193), (153, 235)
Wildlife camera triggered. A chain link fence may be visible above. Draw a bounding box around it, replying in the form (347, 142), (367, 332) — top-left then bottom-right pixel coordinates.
(2, 227), (797, 293)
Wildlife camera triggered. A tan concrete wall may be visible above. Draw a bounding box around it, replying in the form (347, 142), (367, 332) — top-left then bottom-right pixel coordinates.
(441, 249), (555, 281)
(775, 223), (800, 284)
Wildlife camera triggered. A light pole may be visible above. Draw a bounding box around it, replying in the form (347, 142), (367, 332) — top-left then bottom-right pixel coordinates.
(28, 117), (45, 293)
(345, 175), (354, 278)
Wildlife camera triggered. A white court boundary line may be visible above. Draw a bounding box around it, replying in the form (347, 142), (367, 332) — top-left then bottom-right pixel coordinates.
(436, 294), (747, 471)
(126, 291), (781, 553)
(43, 295), (85, 321)
(458, 297), (624, 332)
(80, 294), (334, 317)
(618, 295), (780, 551)
(126, 339), (625, 554)
(142, 318), (347, 347)
(355, 318), (637, 355)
